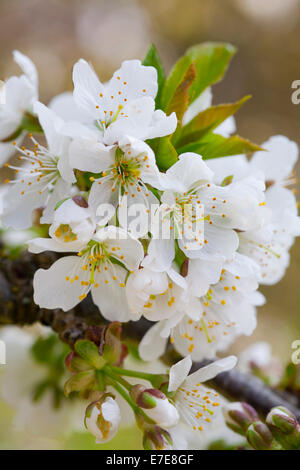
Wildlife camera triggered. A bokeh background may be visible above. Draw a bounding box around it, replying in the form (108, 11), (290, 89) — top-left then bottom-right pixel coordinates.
(0, 0), (300, 449)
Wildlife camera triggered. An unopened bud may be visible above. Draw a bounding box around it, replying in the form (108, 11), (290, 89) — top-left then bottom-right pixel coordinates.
(266, 406), (300, 450)
(72, 195), (88, 208)
(85, 396), (121, 444)
(247, 421), (282, 450)
(143, 426), (173, 450)
(223, 402), (259, 435)
(130, 385), (179, 428)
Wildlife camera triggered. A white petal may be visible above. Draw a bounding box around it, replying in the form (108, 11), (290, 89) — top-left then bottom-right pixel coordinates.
(168, 356), (192, 392)
(91, 264), (131, 322)
(95, 226), (144, 271)
(206, 155), (249, 185)
(250, 135), (298, 183)
(28, 237), (80, 254)
(33, 256), (90, 311)
(0, 76), (32, 138)
(139, 322), (168, 361)
(13, 50), (38, 94)
(72, 59), (105, 119)
(33, 102), (67, 156)
(141, 238), (175, 272)
(184, 356), (237, 387)
(2, 180), (47, 229)
(215, 116), (236, 137)
(108, 59), (158, 102)
(103, 97), (156, 144)
(145, 110), (177, 140)
(34, 103), (75, 184)
(69, 138), (115, 173)
(49, 91), (91, 123)
(162, 153), (213, 192)
(40, 178), (72, 225)
(182, 87), (212, 125)
(101, 397), (121, 425)
(187, 257), (224, 297)
(0, 136), (24, 166)
(88, 177), (119, 215)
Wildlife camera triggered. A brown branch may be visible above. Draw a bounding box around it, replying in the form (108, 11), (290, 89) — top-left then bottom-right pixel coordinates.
(1, 246), (300, 419)
(190, 360), (300, 421)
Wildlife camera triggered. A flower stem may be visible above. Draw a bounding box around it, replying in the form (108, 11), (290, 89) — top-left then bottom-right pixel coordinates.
(104, 368), (155, 425)
(107, 365), (161, 383)
(104, 372), (139, 414)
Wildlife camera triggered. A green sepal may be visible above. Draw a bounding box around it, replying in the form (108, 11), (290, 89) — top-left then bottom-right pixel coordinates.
(64, 370), (96, 397)
(74, 339), (106, 370)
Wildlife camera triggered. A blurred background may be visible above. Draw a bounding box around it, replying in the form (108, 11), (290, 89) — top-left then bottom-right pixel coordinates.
(0, 0), (300, 449)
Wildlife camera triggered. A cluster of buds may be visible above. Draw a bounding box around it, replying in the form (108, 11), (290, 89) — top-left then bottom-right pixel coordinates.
(63, 321), (178, 447)
(223, 402), (300, 450)
(64, 322), (126, 398)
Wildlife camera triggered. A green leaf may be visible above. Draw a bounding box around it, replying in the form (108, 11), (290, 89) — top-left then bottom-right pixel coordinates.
(166, 63), (197, 125)
(74, 340), (106, 370)
(178, 133), (263, 160)
(64, 370), (95, 397)
(148, 136), (178, 171)
(143, 44), (166, 108)
(176, 95), (251, 146)
(160, 55), (193, 112)
(186, 42), (237, 103)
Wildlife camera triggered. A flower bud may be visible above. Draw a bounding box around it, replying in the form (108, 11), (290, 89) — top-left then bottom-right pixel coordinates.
(223, 402), (259, 435)
(266, 406), (300, 450)
(130, 385), (179, 428)
(143, 426), (173, 450)
(85, 396), (121, 444)
(267, 406), (298, 434)
(247, 421), (282, 450)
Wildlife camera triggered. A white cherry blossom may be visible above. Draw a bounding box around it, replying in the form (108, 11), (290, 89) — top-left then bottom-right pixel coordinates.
(125, 266), (187, 321)
(70, 136), (162, 227)
(168, 355), (237, 433)
(30, 225), (144, 321)
(65, 58), (177, 146)
(0, 51), (38, 165)
(139, 254), (262, 361)
(2, 101), (75, 229)
(146, 152), (266, 272)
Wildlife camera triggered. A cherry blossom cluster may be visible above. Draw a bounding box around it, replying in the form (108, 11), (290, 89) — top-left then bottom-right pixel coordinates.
(0, 47), (299, 449)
